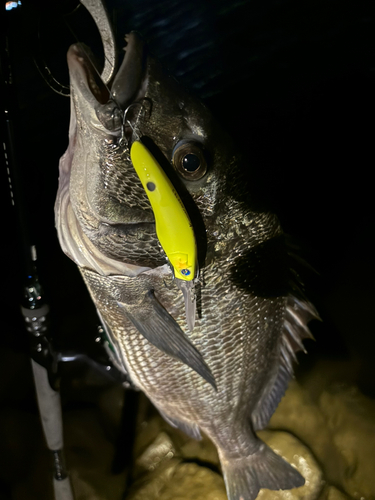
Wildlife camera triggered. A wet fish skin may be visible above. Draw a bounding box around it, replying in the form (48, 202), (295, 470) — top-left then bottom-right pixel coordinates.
(56, 35), (318, 500)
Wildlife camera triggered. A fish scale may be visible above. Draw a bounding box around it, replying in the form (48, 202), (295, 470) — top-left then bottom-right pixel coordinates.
(95, 231), (164, 268)
(100, 141), (152, 210)
(81, 240), (283, 420)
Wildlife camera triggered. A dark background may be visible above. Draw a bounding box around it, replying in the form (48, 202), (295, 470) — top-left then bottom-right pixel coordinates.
(1, 0), (375, 497)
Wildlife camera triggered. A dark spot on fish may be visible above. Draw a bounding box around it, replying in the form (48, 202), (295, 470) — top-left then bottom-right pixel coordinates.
(230, 235), (289, 298)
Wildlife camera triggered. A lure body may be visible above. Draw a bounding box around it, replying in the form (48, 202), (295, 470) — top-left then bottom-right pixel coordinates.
(130, 140), (197, 282)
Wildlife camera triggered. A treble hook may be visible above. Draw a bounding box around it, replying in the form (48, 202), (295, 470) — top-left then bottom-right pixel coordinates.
(121, 98), (153, 145)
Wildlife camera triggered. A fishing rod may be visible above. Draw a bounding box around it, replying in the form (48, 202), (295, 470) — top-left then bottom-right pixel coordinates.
(2, 3), (75, 499)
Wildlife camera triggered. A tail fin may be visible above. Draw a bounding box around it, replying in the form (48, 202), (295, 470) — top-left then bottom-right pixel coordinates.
(220, 442), (304, 500)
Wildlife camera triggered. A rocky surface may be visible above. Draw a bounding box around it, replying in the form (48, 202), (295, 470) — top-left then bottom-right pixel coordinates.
(121, 360), (375, 500)
(2, 350), (375, 500)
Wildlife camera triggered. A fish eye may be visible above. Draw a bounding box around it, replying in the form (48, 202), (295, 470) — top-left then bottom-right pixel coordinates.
(172, 142), (208, 180)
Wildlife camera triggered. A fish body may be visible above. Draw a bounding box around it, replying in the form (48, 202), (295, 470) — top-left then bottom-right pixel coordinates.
(55, 33), (318, 500)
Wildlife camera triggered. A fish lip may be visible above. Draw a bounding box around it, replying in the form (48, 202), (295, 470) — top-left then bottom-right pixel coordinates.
(67, 43), (110, 106)
(67, 36), (154, 228)
(67, 32), (147, 132)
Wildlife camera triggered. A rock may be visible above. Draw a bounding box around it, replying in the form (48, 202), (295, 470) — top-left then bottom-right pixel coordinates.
(269, 369), (375, 500)
(136, 431), (177, 472)
(257, 430), (324, 500)
(157, 463), (226, 500)
(64, 408), (127, 500)
(180, 435), (220, 466)
(127, 460), (182, 500)
(66, 365), (375, 500)
(128, 461), (226, 500)
(129, 428), (324, 500)
(319, 384), (375, 500)
(324, 486), (352, 500)
(268, 380), (348, 487)
(128, 432), (226, 500)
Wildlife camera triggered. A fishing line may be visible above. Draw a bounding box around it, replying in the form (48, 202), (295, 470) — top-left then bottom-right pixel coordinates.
(33, 15), (70, 96)
(33, 0), (153, 152)
(34, 2), (152, 141)
(121, 99), (152, 144)
(62, 12), (153, 140)
(34, 0), (122, 123)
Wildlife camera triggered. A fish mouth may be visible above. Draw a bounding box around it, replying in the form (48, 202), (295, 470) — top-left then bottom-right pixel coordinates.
(67, 32), (147, 134)
(68, 33), (155, 228)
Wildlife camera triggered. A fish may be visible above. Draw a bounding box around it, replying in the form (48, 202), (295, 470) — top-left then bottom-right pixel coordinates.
(55, 31), (319, 500)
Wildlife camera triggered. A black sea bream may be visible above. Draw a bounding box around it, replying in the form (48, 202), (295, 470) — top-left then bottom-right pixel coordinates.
(55, 32), (318, 500)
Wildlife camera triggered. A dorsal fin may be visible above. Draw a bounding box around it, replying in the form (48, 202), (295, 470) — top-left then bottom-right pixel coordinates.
(251, 295), (319, 431)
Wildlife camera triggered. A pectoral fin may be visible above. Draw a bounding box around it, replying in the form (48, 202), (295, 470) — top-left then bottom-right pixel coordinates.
(117, 291), (216, 389)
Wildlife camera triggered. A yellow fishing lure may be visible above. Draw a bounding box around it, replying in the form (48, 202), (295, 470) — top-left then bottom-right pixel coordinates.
(130, 140), (197, 282)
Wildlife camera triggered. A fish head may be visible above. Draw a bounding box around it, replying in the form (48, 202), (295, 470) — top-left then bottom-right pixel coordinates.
(61, 32), (239, 274)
